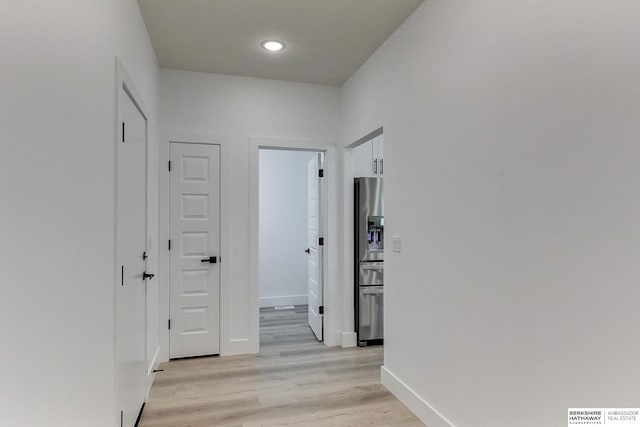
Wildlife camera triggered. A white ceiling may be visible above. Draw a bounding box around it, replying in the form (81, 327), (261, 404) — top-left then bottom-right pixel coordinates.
(138, 0), (424, 86)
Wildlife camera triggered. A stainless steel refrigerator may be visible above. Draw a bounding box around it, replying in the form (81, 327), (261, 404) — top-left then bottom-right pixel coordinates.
(354, 177), (384, 346)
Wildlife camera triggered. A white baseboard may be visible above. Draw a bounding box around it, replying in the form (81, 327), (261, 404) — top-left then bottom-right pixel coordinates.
(381, 366), (454, 427)
(340, 332), (357, 348)
(259, 294), (308, 308)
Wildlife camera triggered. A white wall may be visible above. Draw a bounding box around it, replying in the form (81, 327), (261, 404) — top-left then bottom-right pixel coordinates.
(0, 1), (159, 427)
(159, 70), (341, 356)
(342, 1), (640, 426)
(259, 149), (315, 308)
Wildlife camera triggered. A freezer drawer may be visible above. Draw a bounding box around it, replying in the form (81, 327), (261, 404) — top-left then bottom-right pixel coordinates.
(358, 286), (383, 343)
(359, 261), (384, 287)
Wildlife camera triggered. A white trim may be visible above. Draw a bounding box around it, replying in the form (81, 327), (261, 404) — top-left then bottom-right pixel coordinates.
(339, 332), (357, 348)
(146, 346), (160, 379)
(158, 132), (239, 361)
(381, 366), (454, 427)
(341, 145), (356, 343)
(250, 137), (340, 351)
(259, 295), (308, 308)
(145, 346), (160, 399)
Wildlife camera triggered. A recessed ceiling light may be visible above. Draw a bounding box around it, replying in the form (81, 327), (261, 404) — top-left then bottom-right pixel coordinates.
(261, 40), (285, 52)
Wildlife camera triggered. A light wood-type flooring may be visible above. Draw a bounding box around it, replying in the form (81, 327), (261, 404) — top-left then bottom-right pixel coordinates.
(139, 305), (423, 426)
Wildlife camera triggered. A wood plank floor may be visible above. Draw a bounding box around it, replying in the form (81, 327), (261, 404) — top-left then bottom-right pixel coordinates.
(139, 305), (424, 426)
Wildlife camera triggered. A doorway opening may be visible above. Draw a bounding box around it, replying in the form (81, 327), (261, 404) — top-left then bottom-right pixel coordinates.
(258, 148), (325, 351)
(347, 128), (384, 348)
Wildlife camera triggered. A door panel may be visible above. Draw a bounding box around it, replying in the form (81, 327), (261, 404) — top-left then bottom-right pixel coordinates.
(358, 261), (384, 286)
(115, 84), (147, 427)
(377, 134), (384, 177)
(353, 139), (375, 177)
(170, 143), (220, 358)
(307, 154), (323, 341)
(358, 286), (384, 341)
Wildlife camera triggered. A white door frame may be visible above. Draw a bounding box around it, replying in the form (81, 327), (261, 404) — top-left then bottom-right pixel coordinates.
(249, 137), (339, 351)
(158, 132), (237, 361)
(340, 128), (384, 348)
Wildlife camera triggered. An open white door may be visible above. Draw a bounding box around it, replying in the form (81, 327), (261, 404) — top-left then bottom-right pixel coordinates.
(169, 142), (220, 358)
(307, 153), (323, 341)
(115, 81), (147, 427)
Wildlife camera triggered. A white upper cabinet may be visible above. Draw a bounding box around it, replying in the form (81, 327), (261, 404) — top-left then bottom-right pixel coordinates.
(353, 138), (374, 177)
(353, 133), (384, 178)
(376, 134), (384, 177)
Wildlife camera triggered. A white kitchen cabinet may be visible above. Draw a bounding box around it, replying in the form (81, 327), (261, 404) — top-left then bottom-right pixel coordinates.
(376, 134), (384, 177)
(353, 133), (384, 177)
(353, 138), (374, 177)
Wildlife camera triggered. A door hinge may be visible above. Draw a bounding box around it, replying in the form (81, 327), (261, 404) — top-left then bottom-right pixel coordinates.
(121, 122), (125, 143)
(318, 168), (324, 178)
(168, 240), (171, 251)
(319, 306), (324, 315)
(168, 319), (171, 330)
(318, 237), (324, 246)
(121, 266), (124, 286)
(168, 160), (172, 171)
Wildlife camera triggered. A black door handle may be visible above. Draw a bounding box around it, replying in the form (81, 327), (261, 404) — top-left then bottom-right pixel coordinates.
(143, 272), (155, 280)
(304, 248), (310, 254)
(201, 256), (217, 264)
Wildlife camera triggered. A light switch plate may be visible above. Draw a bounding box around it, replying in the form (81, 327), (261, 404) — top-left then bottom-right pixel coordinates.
(392, 236), (401, 253)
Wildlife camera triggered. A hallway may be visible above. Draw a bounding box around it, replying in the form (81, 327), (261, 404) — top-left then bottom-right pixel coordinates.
(139, 306), (422, 426)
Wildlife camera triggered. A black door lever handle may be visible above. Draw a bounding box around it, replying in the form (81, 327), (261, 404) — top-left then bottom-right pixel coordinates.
(304, 248), (310, 254)
(201, 256), (217, 264)
(143, 272), (155, 280)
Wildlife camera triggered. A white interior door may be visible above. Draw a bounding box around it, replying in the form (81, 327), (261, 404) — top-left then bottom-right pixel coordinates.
(170, 143), (220, 358)
(307, 153), (323, 341)
(116, 84), (147, 427)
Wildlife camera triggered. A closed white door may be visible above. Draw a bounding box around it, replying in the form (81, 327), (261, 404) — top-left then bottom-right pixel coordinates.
(170, 143), (220, 358)
(307, 154), (323, 341)
(116, 83), (147, 427)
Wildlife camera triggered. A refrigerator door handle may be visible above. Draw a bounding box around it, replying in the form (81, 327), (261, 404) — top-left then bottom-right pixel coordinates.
(360, 287), (384, 295)
(360, 263), (384, 271)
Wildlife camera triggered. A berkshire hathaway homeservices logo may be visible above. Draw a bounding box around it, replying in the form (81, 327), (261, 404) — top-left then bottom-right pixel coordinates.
(568, 409), (640, 426)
